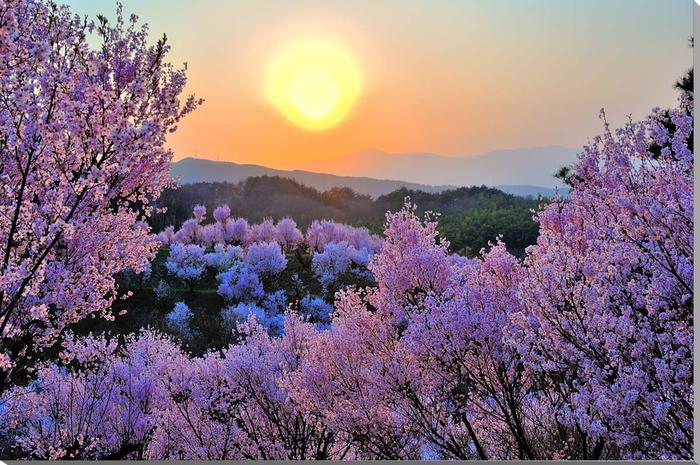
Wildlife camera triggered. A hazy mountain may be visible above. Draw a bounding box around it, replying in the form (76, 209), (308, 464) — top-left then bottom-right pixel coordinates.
(172, 153), (573, 199)
(302, 145), (578, 188)
(495, 184), (570, 198)
(171, 158), (454, 198)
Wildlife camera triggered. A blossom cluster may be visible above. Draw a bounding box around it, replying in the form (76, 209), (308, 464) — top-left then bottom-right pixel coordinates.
(157, 205), (382, 333)
(311, 241), (372, 291)
(164, 244), (207, 288)
(157, 205), (382, 255)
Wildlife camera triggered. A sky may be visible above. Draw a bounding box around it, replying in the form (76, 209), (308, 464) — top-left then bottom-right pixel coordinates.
(63, 0), (692, 172)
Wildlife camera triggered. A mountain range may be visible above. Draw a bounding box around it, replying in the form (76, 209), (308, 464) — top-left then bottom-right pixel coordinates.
(172, 145), (576, 198)
(297, 145), (578, 187)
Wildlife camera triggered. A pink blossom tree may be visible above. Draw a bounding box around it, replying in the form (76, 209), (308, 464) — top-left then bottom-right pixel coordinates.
(305, 220), (382, 254)
(510, 98), (694, 459)
(0, 317), (338, 459)
(164, 243), (206, 290)
(0, 0), (200, 389)
(0, 330), (186, 459)
(276, 217), (304, 251)
(250, 218), (278, 244)
(225, 217), (250, 245)
(149, 315), (335, 460)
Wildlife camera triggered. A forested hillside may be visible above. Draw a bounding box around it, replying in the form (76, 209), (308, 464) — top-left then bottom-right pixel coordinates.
(151, 176), (542, 256)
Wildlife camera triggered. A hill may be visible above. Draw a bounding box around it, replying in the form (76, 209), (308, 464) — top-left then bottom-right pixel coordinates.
(171, 157), (453, 198)
(495, 184), (568, 198)
(171, 157), (570, 199)
(152, 176), (543, 257)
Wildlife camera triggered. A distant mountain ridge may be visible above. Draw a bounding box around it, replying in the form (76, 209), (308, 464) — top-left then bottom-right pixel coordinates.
(495, 184), (569, 198)
(171, 158), (454, 198)
(172, 157), (570, 199)
(301, 145), (579, 188)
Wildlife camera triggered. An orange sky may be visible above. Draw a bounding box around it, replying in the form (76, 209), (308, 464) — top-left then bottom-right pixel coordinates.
(66, 0), (692, 171)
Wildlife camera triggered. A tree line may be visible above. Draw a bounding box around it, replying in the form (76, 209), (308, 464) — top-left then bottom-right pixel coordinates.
(151, 178), (543, 256)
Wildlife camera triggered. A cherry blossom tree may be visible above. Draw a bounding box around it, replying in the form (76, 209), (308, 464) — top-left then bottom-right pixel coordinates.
(305, 219), (382, 254)
(165, 301), (194, 340)
(250, 218), (278, 244)
(226, 217), (250, 245)
(276, 217), (304, 251)
(244, 241), (287, 277)
(148, 315), (336, 459)
(0, 330), (186, 459)
(0, 0), (200, 388)
(217, 263), (265, 302)
(204, 243), (242, 271)
(311, 242), (354, 289)
(213, 205), (231, 223)
(299, 295), (334, 326)
(164, 243), (206, 290)
(510, 97), (694, 459)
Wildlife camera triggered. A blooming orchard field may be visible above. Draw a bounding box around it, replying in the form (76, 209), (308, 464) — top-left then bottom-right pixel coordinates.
(0, 0), (694, 460)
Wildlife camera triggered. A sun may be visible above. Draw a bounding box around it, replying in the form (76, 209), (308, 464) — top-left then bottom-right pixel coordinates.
(266, 39), (363, 131)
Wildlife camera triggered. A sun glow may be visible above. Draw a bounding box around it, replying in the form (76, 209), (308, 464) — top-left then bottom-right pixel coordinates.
(266, 39), (363, 131)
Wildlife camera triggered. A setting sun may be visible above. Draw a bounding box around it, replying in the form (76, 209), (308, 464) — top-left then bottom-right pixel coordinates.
(265, 39), (363, 131)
